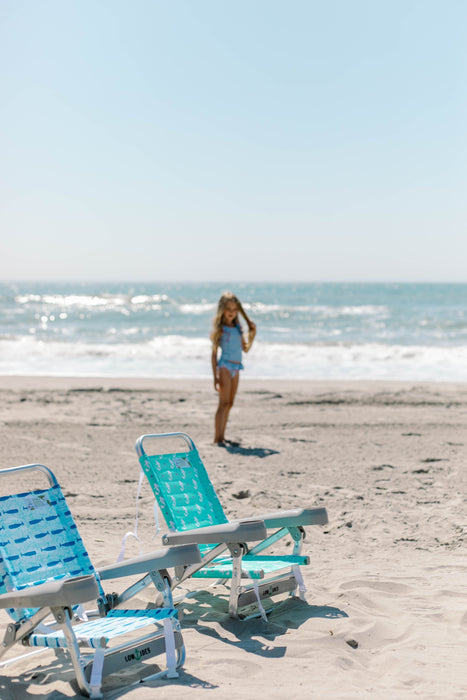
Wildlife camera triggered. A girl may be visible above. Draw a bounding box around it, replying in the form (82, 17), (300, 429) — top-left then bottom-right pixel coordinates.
(211, 292), (256, 445)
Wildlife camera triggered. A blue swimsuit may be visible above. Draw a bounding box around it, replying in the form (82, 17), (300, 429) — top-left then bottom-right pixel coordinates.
(218, 324), (244, 377)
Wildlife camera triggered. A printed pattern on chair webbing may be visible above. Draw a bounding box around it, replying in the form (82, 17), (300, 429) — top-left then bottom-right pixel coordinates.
(140, 449), (228, 532)
(190, 554), (310, 579)
(139, 448), (309, 581)
(0, 484), (98, 620)
(29, 608), (178, 649)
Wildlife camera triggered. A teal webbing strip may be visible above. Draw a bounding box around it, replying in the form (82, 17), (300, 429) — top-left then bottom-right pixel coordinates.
(190, 554), (309, 579)
(140, 449), (228, 532)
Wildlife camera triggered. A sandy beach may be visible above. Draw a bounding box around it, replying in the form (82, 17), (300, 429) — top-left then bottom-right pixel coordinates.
(0, 376), (465, 699)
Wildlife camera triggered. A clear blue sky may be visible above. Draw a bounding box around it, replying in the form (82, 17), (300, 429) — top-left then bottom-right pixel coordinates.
(1, 0), (466, 282)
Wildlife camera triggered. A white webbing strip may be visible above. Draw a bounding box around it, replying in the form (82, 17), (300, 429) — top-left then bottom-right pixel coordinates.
(247, 572), (267, 621)
(163, 617), (178, 678)
(75, 604), (89, 622)
(153, 499), (160, 536)
(89, 647), (105, 698)
(293, 565), (307, 601)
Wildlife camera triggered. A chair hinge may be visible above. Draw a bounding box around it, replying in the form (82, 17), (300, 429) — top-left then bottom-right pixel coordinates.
(3, 621), (21, 646)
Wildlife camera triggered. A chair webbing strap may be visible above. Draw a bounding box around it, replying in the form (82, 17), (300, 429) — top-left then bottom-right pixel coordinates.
(89, 647), (105, 698)
(163, 617), (178, 678)
(247, 572), (267, 621)
(117, 469), (144, 562)
(75, 605), (89, 622)
(153, 499), (160, 536)
(293, 564), (307, 601)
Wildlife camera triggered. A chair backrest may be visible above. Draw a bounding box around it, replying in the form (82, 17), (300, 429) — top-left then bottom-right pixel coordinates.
(139, 448), (228, 533)
(0, 470), (99, 621)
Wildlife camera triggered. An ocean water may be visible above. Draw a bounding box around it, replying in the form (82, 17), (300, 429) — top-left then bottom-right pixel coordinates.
(1, 281), (466, 382)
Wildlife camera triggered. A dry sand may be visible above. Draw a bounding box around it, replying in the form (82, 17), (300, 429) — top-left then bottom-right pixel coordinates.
(0, 376), (466, 699)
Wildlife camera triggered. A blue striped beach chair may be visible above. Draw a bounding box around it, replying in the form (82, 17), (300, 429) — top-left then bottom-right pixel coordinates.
(0, 463), (201, 698)
(135, 433), (329, 620)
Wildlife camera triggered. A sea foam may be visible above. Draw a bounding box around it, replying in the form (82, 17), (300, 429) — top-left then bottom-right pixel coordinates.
(2, 281), (467, 381)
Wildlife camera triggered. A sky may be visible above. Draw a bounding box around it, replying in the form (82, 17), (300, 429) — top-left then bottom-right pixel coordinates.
(1, 0), (466, 283)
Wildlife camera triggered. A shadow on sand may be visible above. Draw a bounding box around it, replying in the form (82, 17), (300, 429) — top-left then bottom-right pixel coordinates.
(179, 592), (348, 659)
(220, 442), (279, 458)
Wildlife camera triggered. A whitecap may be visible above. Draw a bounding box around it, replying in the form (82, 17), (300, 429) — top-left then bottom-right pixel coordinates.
(179, 303), (216, 315)
(1, 335), (467, 382)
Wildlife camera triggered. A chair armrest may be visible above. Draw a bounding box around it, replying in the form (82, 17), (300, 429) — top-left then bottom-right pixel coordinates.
(98, 543), (202, 580)
(161, 519), (267, 546)
(0, 575), (98, 610)
(237, 507), (328, 529)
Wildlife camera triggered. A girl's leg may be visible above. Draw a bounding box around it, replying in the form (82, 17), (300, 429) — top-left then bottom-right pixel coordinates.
(214, 368), (239, 443)
(222, 370), (239, 439)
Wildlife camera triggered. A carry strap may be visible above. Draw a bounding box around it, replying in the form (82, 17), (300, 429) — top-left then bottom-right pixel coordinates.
(117, 469), (144, 562)
(89, 647), (105, 698)
(292, 564), (307, 601)
(247, 572), (268, 621)
(153, 498), (160, 536)
(75, 605), (89, 622)
(163, 617), (178, 678)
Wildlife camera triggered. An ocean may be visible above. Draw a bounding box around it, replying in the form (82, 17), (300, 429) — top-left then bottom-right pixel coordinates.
(1, 281), (466, 382)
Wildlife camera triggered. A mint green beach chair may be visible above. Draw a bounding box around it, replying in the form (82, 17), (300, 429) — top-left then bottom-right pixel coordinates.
(135, 433), (329, 620)
(0, 463), (201, 698)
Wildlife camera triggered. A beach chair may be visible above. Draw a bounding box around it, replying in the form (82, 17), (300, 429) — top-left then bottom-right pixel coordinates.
(135, 432), (328, 620)
(0, 463), (202, 698)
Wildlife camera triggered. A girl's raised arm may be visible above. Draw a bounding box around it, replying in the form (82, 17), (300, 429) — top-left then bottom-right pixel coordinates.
(238, 304), (256, 353)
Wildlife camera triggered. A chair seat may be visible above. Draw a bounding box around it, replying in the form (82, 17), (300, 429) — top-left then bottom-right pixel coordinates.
(192, 554), (310, 579)
(29, 608), (178, 649)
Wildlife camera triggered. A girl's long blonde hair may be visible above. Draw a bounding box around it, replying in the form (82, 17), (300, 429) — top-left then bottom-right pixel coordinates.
(210, 291), (249, 347)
